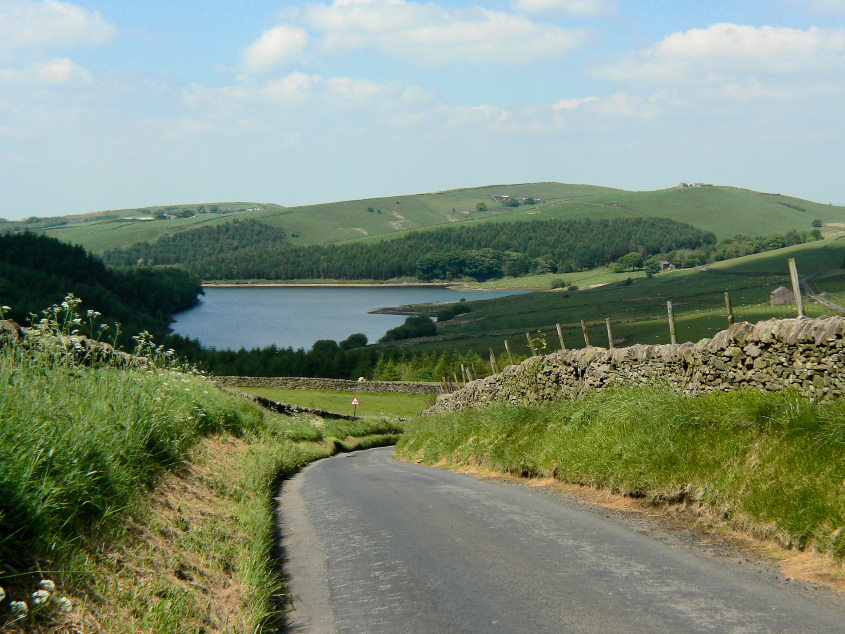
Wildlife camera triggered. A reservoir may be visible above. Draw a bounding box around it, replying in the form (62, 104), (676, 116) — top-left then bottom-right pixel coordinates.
(170, 285), (528, 350)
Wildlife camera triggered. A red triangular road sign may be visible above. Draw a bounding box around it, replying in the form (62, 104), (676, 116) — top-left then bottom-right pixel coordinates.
(351, 397), (360, 405)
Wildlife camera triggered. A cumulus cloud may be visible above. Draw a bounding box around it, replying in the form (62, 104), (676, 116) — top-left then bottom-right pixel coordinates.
(0, 0), (115, 58)
(0, 56), (90, 84)
(243, 24), (308, 73)
(301, 0), (586, 63)
(512, 0), (616, 16)
(598, 23), (845, 82)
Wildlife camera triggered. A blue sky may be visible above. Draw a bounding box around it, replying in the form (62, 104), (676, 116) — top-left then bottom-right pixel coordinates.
(1, 0), (844, 219)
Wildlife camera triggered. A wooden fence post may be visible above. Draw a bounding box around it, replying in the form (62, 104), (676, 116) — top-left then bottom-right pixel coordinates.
(442, 376), (449, 394)
(605, 317), (614, 349)
(504, 339), (514, 365)
(724, 291), (734, 326)
(667, 300), (677, 344)
(526, 332), (535, 356)
(788, 258), (806, 318)
(489, 348), (498, 375)
(580, 320), (590, 347)
(453, 372), (460, 389)
(459, 366), (466, 387)
(556, 322), (565, 351)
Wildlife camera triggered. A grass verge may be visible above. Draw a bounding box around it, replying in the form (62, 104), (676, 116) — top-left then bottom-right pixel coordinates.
(0, 298), (401, 631)
(395, 386), (845, 564)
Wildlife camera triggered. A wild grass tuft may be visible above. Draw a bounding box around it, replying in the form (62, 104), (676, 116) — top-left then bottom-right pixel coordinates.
(396, 386), (845, 560)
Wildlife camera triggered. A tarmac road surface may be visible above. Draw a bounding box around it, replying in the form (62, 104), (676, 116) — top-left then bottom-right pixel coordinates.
(278, 446), (843, 633)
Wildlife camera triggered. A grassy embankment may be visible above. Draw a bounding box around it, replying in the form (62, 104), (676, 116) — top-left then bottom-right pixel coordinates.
(0, 300), (401, 632)
(395, 387), (845, 564)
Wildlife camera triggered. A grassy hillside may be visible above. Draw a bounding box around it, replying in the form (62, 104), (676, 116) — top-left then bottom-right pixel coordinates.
(376, 236), (845, 358)
(25, 203), (283, 254)
(15, 183), (841, 256)
(538, 187), (843, 239)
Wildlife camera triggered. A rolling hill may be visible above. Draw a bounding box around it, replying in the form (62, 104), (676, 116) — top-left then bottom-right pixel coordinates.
(3, 183), (842, 256)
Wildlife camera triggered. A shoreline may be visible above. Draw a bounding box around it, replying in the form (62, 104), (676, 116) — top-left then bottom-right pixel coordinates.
(201, 281), (499, 290)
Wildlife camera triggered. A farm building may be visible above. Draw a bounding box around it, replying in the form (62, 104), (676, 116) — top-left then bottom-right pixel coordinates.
(770, 286), (795, 306)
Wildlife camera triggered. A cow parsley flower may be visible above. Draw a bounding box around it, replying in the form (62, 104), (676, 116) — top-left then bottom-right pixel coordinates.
(57, 596), (72, 613)
(32, 589), (50, 605)
(38, 579), (55, 593)
(0, 585), (5, 601)
(10, 600), (28, 616)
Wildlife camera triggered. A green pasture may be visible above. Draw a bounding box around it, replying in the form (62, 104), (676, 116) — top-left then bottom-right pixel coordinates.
(235, 386), (435, 418)
(41, 206), (281, 254)
(378, 238), (845, 357)
(542, 186), (844, 238)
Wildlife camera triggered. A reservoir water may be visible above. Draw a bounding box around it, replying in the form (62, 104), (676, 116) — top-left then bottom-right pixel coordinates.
(170, 286), (528, 350)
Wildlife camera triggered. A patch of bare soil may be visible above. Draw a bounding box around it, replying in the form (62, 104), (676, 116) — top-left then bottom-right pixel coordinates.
(442, 464), (845, 599)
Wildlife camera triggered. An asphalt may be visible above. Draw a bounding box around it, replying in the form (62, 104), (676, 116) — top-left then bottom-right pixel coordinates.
(278, 446), (844, 633)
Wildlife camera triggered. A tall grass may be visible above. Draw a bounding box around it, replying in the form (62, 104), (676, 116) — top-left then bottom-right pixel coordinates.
(1, 296), (404, 630)
(396, 387), (845, 561)
(0, 298), (262, 571)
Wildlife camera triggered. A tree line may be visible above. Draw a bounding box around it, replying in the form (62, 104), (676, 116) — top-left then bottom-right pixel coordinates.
(103, 217), (715, 282)
(0, 232), (202, 345)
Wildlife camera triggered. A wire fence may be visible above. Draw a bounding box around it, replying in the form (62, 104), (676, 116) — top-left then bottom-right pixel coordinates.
(445, 259), (844, 390)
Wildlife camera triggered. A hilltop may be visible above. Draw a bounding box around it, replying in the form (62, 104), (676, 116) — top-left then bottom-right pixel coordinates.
(4, 183), (842, 255)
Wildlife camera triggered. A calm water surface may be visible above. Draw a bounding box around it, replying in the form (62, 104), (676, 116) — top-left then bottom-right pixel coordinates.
(171, 286), (528, 350)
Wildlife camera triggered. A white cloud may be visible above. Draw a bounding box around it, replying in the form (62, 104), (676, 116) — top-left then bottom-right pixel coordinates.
(183, 71), (421, 111)
(0, 1), (115, 59)
(243, 25), (308, 73)
(553, 95), (598, 110)
(598, 23), (845, 82)
(512, 0), (616, 16)
(0, 56), (90, 84)
(264, 72), (319, 103)
(302, 0), (586, 63)
(326, 76), (387, 100)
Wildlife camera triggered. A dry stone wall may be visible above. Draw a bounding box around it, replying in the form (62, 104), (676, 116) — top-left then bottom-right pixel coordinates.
(426, 316), (845, 415)
(214, 375), (441, 394)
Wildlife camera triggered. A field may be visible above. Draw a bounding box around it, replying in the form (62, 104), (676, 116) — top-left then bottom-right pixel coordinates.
(16, 182), (843, 255)
(234, 387), (435, 418)
(376, 237), (845, 358)
(37, 206), (281, 254)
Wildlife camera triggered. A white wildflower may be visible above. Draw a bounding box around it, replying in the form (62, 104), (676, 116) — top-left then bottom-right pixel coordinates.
(57, 596), (72, 613)
(32, 589), (50, 605)
(1, 305), (10, 311)
(38, 579), (55, 593)
(71, 318), (82, 325)
(10, 600), (28, 616)
(0, 585), (5, 601)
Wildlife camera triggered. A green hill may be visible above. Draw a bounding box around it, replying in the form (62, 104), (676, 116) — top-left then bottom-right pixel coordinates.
(5, 183), (843, 255)
(372, 236), (845, 357)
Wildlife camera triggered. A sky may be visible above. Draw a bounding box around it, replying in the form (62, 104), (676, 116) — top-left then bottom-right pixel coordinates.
(1, 0), (844, 220)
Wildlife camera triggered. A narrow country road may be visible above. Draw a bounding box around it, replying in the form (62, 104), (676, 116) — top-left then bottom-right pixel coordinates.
(278, 447), (844, 633)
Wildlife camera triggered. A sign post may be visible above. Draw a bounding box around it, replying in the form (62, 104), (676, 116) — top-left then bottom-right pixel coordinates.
(351, 396), (359, 417)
